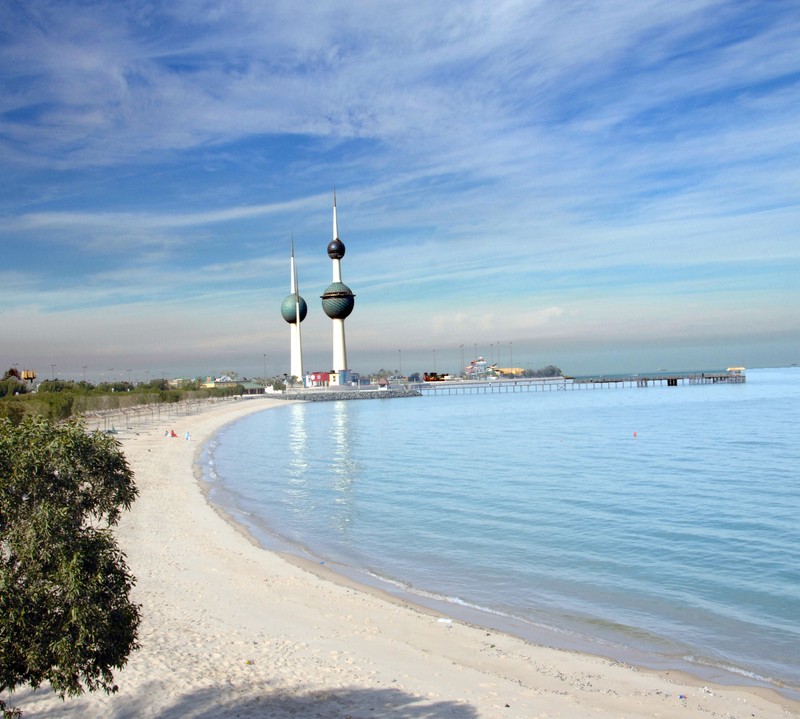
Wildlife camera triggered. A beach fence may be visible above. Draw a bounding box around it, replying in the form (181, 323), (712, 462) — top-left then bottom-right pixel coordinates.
(81, 396), (240, 434)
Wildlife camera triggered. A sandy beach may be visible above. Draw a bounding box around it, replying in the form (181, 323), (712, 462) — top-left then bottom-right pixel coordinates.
(9, 397), (799, 718)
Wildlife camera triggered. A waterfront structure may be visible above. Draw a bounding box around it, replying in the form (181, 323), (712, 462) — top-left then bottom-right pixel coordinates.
(320, 193), (356, 386)
(416, 369), (745, 395)
(280, 239), (307, 382)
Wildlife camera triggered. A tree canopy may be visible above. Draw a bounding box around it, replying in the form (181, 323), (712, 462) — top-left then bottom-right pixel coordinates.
(0, 417), (140, 716)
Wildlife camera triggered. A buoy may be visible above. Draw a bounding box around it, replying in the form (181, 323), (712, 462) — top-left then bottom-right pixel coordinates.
(633, 431), (637, 438)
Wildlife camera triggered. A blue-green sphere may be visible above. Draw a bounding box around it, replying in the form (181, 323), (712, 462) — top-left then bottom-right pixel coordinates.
(281, 294), (308, 324)
(321, 282), (355, 319)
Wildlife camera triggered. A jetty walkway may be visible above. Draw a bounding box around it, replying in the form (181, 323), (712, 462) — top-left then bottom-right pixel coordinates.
(411, 370), (745, 396)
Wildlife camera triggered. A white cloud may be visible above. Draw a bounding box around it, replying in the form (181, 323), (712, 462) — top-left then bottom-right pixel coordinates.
(2, 0), (799, 375)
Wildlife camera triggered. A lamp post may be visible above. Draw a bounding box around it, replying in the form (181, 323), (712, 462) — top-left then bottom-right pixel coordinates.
(433, 349), (437, 373)
(263, 353), (267, 383)
(398, 349), (402, 377)
(459, 344), (464, 377)
(50, 364), (56, 380)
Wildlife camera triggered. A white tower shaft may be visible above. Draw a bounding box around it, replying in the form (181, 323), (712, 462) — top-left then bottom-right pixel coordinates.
(332, 318), (347, 373)
(332, 193), (342, 282)
(290, 241), (303, 381)
(332, 192), (347, 374)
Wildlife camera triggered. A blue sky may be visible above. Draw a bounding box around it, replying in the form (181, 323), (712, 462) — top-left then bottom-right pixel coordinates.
(2, 0), (798, 381)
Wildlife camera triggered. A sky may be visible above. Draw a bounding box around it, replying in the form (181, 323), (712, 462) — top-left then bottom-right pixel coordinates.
(2, 0), (799, 381)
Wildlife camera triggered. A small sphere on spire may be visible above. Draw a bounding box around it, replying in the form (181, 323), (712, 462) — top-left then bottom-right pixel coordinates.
(327, 238), (345, 259)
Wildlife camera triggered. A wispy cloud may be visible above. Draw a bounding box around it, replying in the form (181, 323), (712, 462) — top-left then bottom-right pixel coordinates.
(2, 0), (799, 376)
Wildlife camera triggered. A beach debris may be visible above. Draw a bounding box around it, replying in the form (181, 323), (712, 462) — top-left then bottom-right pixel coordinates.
(437, 618), (452, 624)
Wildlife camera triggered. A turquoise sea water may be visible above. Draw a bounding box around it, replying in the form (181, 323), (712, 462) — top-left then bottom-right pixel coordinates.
(201, 367), (800, 695)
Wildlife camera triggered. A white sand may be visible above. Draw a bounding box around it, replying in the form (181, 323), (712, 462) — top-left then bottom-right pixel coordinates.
(9, 397), (799, 718)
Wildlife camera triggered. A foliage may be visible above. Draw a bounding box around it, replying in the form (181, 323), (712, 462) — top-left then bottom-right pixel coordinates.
(92, 382), (134, 394)
(0, 699), (22, 718)
(138, 378), (169, 392)
(0, 381), (27, 400)
(36, 380), (82, 394)
(0, 403), (24, 427)
(522, 365), (563, 378)
(157, 389), (182, 403)
(0, 417), (140, 715)
(43, 393), (75, 422)
(1, 369), (21, 382)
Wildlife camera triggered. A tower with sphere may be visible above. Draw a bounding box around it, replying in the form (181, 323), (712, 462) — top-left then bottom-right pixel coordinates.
(320, 192), (355, 386)
(280, 239), (307, 383)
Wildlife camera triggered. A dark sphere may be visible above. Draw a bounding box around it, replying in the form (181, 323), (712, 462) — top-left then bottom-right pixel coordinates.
(321, 282), (355, 319)
(280, 294), (308, 324)
(327, 238), (346, 259)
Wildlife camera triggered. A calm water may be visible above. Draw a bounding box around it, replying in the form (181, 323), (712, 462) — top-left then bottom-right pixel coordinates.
(202, 368), (800, 694)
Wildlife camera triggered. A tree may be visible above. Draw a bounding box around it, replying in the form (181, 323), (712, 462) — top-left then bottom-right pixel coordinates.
(522, 365), (563, 378)
(0, 417), (140, 717)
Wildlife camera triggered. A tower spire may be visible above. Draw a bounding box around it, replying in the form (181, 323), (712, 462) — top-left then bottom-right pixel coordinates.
(321, 192), (355, 384)
(281, 236), (307, 383)
(333, 187), (339, 241)
(292, 236), (303, 380)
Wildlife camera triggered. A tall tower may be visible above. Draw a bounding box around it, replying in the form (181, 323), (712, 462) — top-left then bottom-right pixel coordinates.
(280, 239), (307, 382)
(321, 192), (355, 385)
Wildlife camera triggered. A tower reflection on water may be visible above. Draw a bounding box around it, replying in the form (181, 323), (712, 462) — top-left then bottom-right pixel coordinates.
(285, 402), (360, 534)
(286, 404), (310, 516)
(330, 402), (360, 533)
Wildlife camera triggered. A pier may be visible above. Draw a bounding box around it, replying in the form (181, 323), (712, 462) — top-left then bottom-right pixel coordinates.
(411, 370), (745, 396)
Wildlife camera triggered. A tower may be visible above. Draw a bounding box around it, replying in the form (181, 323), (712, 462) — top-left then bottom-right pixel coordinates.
(320, 192), (355, 385)
(280, 239), (307, 383)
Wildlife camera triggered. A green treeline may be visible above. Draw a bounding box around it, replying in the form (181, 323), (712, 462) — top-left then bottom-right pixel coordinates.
(0, 371), (245, 424)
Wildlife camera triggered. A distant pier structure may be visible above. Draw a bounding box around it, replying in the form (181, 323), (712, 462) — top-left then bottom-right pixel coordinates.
(414, 369), (746, 396)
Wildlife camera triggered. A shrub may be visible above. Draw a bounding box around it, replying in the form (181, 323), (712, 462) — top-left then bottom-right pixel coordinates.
(0, 417), (140, 716)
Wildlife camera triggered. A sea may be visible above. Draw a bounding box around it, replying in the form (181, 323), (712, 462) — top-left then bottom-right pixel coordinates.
(200, 367), (800, 696)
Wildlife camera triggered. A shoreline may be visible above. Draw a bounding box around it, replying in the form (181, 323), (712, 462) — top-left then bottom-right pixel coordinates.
(198, 397), (800, 702)
(10, 397), (799, 718)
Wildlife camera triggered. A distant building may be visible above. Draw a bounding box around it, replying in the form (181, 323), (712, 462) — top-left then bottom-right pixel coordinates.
(307, 371), (330, 387)
(496, 367), (525, 377)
